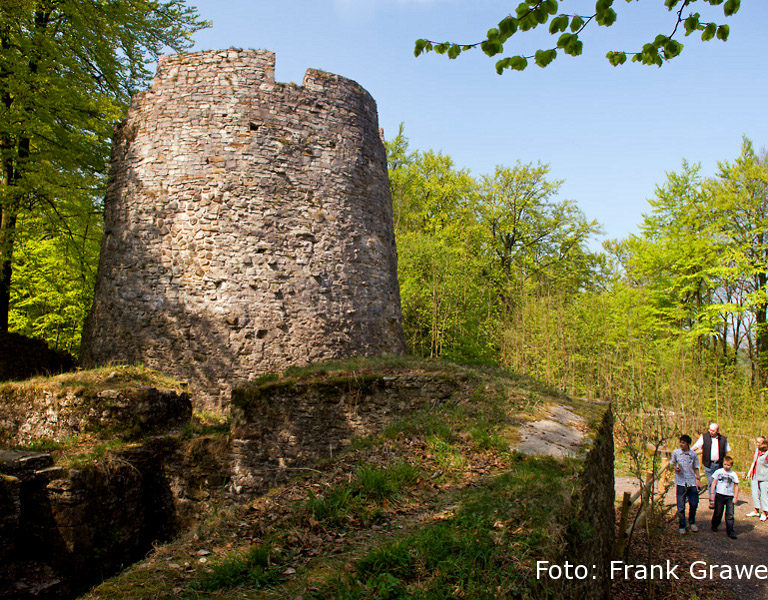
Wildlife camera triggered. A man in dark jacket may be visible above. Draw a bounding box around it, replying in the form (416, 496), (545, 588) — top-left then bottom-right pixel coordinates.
(692, 423), (731, 505)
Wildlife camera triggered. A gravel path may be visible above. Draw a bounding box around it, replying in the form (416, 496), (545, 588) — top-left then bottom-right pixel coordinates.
(616, 477), (768, 599)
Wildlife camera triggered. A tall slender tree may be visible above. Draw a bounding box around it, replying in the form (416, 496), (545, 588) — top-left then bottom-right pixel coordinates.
(711, 139), (768, 379)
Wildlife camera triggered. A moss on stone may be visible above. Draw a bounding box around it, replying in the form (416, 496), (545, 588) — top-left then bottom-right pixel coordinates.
(0, 365), (187, 404)
(0, 365), (191, 448)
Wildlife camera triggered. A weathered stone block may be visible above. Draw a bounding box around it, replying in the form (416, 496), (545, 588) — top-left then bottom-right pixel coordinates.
(0, 451), (54, 480)
(2, 447), (178, 599)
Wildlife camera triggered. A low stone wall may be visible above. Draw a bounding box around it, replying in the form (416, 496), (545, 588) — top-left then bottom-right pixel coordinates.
(0, 385), (192, 446)
(144, 434), (232, 528)
(0, 375), (210, 600)
(0, 448), (176, 599)
(230, 372), (460, 493)
(561, 404), (614, 600)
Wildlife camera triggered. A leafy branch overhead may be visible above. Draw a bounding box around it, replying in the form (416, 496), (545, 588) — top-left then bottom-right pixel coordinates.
(414, 0), (740, 73)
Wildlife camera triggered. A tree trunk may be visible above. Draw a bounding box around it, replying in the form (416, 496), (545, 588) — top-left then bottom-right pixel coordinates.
(0, 134), (28, 333)
(0, 203), (17, 332)
(755, 269), (768, 384)
(0, 27), (13, 333)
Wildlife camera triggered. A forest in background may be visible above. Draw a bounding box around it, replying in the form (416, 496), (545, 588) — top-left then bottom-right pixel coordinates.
(387, 126), (768, 463)
(8, 121), (768, 462)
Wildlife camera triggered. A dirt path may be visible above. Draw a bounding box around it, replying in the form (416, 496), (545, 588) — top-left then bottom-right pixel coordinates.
(616, 478), (768, 599)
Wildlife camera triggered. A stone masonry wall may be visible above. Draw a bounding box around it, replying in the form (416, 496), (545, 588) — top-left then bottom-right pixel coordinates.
(562, 405), (614, 600)
(0, 449), (177, 600)
(0, 384), (191, 446)
(229, 373), (461, 494)
(81, 49), (405, 409)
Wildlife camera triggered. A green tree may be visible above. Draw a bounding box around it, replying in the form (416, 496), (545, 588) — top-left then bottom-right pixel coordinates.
(622, 161), (722, 343)
(478, 163), (599, 297)
(415, 0), (740, 73)
(9, 195), (101, 354)
(0, 0), (207, 333)
(386, 127), (492, 359)
(386, 127), (603, 364)
(709, 138), (768, 378)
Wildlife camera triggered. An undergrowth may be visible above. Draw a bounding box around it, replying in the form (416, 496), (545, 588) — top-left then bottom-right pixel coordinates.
(308, 454), (573, 600)
(188, 544), (285, 593)
(305, 460), (421, 525)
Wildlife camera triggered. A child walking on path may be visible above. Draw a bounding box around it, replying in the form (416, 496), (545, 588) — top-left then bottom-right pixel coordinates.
(711, 456), (740, 539)
(670, 434), (702, 534)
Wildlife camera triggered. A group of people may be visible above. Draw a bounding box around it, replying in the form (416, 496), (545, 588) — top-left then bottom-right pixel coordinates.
(670, 423), (768, 540)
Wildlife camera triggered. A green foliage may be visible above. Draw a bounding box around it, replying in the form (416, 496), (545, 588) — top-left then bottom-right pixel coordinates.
(387, 125), (495, 361)
(0, 0), (207, 341)
(387, 125), (602, 364)
(616, 141), (768, 381)
(415, 0), (740, 73)
(389, 124), (768, 477)
(8, 199), (101, 355)
(484, 137), (768, 479)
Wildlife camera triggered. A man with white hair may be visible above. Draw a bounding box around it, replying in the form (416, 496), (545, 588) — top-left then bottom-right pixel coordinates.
(692, 423), (731, 506)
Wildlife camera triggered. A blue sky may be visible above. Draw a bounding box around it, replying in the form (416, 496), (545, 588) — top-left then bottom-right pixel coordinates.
(184, 1), (767, 246)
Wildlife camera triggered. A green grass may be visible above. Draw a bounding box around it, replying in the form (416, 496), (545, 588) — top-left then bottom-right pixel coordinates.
(306, 484), (357, 523)
(469, 425), (510, 453)
(426, 435), (465, 472)
(281, 355), (428, 378)
(14, 436), (64, 453)
(383, 413), (456, 442)
(180, 410), (230, 439)
(63, 438), (129, 467)
(307, 454), (573, 600)
(305, 460), (422, 525)
(356, 540), (414, 580)
(0, 364), (186, 398)
(188, 544), (284, 593)
(355, 461), (419, 499)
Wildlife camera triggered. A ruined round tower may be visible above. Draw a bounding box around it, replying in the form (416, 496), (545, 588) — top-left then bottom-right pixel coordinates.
(81, 49), (405, 409)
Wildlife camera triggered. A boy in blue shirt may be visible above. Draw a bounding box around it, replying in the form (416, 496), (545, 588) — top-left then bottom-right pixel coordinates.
(670, 434), (702, 534)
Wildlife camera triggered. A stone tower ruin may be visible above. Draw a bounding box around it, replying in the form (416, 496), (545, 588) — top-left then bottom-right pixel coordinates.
(81, 49), (405, 409)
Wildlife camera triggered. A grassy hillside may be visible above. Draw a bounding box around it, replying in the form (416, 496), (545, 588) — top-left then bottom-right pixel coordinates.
(77, 359), (607, 600)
